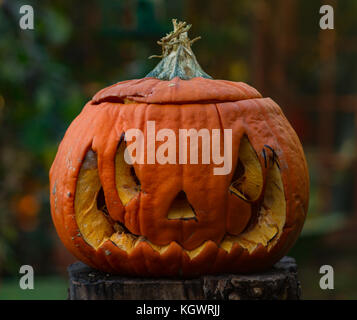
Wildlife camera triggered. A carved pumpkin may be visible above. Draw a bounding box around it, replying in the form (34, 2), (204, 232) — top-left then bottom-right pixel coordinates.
(50, 20), (309, 276)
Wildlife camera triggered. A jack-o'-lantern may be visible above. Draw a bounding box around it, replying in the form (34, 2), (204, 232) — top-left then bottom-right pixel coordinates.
(50, 20), (309, 277)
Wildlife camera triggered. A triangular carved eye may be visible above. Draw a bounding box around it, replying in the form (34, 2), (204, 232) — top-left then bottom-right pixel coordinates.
(167, 191), (196, 221)
(115, 136), (141, 206)
(229, 136), (263, 202)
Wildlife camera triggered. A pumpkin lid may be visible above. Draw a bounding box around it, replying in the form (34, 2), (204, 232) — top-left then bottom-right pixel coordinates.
(92, 77), (261, 104)
(92, 19), (262, 104)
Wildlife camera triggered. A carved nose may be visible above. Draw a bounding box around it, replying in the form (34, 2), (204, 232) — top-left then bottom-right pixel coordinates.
(167, 191), (197, 221)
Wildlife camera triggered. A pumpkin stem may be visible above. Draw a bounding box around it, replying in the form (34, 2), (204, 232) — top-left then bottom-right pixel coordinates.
(145, 19), (212, 80)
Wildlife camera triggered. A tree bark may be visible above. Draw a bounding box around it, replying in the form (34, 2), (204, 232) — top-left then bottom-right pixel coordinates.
(68, 256), (301, 300)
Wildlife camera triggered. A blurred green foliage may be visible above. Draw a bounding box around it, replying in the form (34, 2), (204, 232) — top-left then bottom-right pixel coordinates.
(0, 276), (67, 300)
(0, 0), (85, 275)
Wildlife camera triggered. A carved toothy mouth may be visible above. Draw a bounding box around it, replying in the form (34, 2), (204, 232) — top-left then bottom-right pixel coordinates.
(74, 136), (286, 258)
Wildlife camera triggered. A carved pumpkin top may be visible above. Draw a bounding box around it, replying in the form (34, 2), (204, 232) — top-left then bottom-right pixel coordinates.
(92, 19), (262, 105)
(92, 77), (262, 104)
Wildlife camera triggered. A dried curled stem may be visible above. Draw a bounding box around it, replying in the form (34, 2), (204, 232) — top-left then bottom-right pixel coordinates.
(146, 19), (211, 80)
(149, 19), (201, 60)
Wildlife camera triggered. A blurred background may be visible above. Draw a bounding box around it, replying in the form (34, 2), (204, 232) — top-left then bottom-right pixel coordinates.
(0, 0), (356, 299)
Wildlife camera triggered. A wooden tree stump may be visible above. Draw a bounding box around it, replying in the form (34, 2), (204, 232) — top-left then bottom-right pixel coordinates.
(67, 256), (301, 300)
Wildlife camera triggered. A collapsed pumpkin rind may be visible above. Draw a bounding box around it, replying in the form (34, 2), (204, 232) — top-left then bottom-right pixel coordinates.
(49, 77), (309, 276)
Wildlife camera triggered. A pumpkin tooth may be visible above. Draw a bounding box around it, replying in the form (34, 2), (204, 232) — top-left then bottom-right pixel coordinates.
(220, 236), (234, 252)
(109, 232), (138, 253)
(145, 240), (170, 254)
(108, 232), (171, 255)
(184, 241), (208, 259)
(134, 236), (146, 247)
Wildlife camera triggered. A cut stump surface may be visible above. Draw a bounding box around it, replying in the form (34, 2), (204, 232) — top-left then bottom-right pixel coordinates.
(67, 256), (301, 300)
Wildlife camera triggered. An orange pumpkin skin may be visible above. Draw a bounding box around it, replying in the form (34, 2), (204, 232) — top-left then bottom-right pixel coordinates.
(49, 77), (309, 277)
